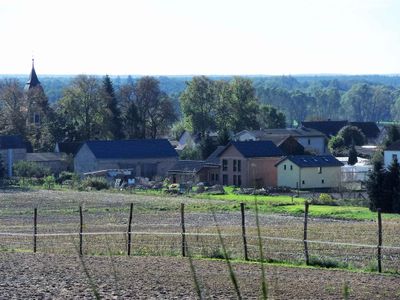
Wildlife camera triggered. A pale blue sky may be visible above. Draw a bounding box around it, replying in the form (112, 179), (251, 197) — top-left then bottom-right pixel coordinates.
(1, 0), (399, 75)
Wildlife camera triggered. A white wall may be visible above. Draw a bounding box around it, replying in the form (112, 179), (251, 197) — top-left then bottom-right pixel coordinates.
(384, 150), (400, 169)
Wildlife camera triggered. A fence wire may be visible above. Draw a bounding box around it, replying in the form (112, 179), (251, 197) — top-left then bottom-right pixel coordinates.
(0, 200), (399, 273)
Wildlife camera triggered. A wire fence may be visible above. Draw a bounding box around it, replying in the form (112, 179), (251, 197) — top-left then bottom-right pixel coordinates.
(0, 201), (399, 273)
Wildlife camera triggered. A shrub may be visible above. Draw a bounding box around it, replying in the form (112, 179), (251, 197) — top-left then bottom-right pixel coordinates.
(309, 255), (348, 269)
(57, 171), (78, 184)
(81, 176), (109, 190)
(43, 175), (56, 190)
(311, 193), (337, 206)
(13, 161), (51, 178)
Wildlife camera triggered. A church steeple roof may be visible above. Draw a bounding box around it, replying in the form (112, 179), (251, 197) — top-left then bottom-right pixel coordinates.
(25, 59), (41, 91)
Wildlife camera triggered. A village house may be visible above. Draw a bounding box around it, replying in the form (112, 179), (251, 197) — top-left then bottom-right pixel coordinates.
(275, 155), (343, 189)
(0, 135), (27, 177)
(218, 140), (283, 188)
(74, 139), (178, 177)
(384, 140), (400, 169)
(302, 120), (380, 144)
(233, 127), (327, 154)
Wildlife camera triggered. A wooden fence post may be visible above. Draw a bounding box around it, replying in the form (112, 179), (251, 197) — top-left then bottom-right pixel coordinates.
(303, 201), (310, 265)
(377, 208), (382, 273)
(33, 208), (37, 253)
(79, 206), (83, 256)
(127, 203), (133, 256)
(240, 203), (249, 261)
(181, 203), (186, 257)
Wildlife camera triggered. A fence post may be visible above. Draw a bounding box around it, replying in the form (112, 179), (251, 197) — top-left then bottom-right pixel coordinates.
(181, 203), (186, 257)
(303, 201), (310, 265)
(33, 208), (37, 253)
(240, 203), (249, 261)
(377, 208), (382, 273)
(127, 203), (133, 256)
(79, 206), (83, 256)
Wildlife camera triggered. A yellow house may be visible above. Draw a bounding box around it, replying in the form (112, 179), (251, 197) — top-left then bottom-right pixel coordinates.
(276, 155), (343, 189)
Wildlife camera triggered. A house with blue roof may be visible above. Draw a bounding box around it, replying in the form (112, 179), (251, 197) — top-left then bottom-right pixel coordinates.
(218, 140), (284, 188)
(74, 139), (178, 177)
(275, 155), (343, 189)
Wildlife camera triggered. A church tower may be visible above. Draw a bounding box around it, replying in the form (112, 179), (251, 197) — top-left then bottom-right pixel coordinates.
(25, 59), (46, 125)
(25, 59), (43, 92)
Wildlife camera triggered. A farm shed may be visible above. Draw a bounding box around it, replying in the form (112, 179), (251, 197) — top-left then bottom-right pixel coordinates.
(74, 139), (178, 178)
(276, 155), (343, 189)
(167, 160), (220, 185)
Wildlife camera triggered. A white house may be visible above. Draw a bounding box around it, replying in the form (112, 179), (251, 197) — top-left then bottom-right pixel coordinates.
(384, 140), (400, 169)
(275, 155), (343, 189)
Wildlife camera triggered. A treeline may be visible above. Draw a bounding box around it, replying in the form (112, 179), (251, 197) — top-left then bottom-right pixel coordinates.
(255, 78), (400, 124)
(0, 75), (177, 151)
(2, 73), (400, 154)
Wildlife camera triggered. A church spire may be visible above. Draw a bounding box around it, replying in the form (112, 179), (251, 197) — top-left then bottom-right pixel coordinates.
(25, 58), (41, 91)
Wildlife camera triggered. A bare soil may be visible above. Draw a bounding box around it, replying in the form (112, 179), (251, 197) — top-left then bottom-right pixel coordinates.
(0, 252), (399, 299)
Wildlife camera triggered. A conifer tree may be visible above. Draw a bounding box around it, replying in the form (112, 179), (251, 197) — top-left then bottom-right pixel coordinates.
(0, 153), (6, 179)
(102, 75), (123, 139)
(347, 144), (358, 165)
(367, 160), (385, 212)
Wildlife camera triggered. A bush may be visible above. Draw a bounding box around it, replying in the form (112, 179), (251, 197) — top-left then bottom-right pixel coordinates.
(309, 255), (348, 269)
(13, 161), (51, 178)
(43, 175), (56, 190)
(81, 176), (109, 190)
(311, 193), (337, 206)
(57, 171), (78, 184)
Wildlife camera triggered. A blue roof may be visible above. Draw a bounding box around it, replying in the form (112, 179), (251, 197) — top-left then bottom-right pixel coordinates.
(277, 155), (343, 168)
(84, 139), (178, 159)
(221, 141), (283, 158)
(0, 135), (26, 150)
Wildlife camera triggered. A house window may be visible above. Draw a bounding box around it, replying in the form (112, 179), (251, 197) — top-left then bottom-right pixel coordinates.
(238, 160), (241, 172)
(393, 154), (398, 161)
(222, 159), (228, 171)
(222, 174), (228, 185)
(302, 180), (305, 185)
(32, 112), (40, 125)
(233, 160), (237, 172)
(211, 174), (215, 181)
(233, 175), (237, 186)
(215, 174), (219, 182)
(238, 175), (242, 186)
(290, 165), (293, 170)
(321, 179), (325, 184)
(308, 138), (311, 145)
(284, 164), (287, 170)
(318, 167), (322, 174)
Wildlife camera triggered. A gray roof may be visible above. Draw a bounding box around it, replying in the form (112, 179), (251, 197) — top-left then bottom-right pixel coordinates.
(0, 135), (26, 150)
(236, 128), (326, 141)
(220, 141), (283, 158)
(168, 160), (219, 174)
(206, 146), (225, 164)
(84, 139), (178, 159)
(386, 140), (400, 151)
(26, 152), (65, 162)
(276, 155), (343, 168)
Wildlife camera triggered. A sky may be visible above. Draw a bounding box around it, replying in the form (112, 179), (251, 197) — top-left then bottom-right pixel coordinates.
(0, 0), (399, 75)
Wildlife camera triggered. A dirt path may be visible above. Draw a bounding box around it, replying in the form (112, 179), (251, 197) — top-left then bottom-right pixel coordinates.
(0, 253), (399, 299)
